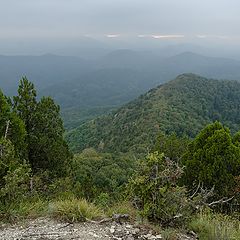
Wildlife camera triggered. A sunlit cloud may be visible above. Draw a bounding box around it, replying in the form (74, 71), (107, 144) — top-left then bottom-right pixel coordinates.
(196, 34), (231, 40)
(151, 35), (185, 39)
(106, 34), (120, 38)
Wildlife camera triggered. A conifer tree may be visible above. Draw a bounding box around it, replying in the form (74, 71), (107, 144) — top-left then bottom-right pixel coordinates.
(182, 121), (240, 197)
(31, 97), (71, 176)
(13, 77), (37, 163)
(13, 78), (71, 176)
(0, 90), (26, 158)
(13, 77), (37, 131)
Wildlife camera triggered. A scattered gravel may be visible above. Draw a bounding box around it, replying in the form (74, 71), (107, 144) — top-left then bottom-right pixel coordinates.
(0, 218), (111, 240)
(0, 218), (197, 240)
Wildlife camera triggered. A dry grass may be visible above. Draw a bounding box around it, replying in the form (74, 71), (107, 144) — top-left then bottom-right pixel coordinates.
(49, 197), (104, 222)
(106, 201), (137, 219)
(189, 211), (240, 240)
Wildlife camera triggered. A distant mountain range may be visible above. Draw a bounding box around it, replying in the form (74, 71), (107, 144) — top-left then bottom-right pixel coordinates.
(0, 54), (93, 95)
(65, 74), (240, 153)
(1, 51), (240, 128)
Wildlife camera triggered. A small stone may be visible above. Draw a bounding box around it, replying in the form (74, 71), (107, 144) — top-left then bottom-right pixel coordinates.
(149, 236), (157, 240)
(144, 233), (153, 239)
(110, 228), (115, 234)
(126, 236), (134, 240)
(89, 232), (100, 238)
(126, 224), (132, 229)
(132, 228), (140, 235)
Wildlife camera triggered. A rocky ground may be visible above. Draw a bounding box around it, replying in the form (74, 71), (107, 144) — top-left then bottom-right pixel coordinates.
(0, 218), (197, 240)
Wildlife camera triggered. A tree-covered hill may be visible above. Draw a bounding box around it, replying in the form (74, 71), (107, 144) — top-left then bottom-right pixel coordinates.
(66, 73), (240, 153)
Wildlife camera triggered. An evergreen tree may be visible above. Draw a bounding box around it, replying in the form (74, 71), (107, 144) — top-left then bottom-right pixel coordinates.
(154, 132), (190, 161)
(30, 97), (71, 176)
(13, 77), (37, 162)
(13, 77), (37, 131)
(13, 78), (71, 176)
(0, 90), (26, 158)
(182, 121), (240, 197)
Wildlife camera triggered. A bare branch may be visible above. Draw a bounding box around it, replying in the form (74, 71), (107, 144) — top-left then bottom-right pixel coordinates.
(4, 120), (10, 139)
(190, 181), (201, 199)
(208, 196), (234, 207)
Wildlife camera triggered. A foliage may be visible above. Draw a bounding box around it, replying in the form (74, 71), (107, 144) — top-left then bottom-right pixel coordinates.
(13, 77), (71, 176)
(30, 97), (72, 176)
(182, 121), (240, 197)
(189, 210), (240, 240)
(127, 152), (194, 226)
(49, 197), (104, 222)
(106, 201), (137, 219)
(0, 197), (48, 223)
(0, 77), (72, 221)
(0, 90), (26, 158)
(153, 132), (190, 160)
(0, 138), (31, 204)
(94, 192), (111, 210)
(71, 148), (136, 199)
(13, 77), (37, 129)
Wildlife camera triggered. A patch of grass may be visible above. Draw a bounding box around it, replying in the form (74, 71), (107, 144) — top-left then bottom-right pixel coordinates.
(189, 211), (240, 240)
(161, 228), (179, 240)
(49, 197), (104, 222)
(106, 201), (136, 219)
(0, 197), (48, 223)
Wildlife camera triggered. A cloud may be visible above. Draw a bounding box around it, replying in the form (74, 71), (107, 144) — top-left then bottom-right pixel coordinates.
(196, 35), (232, 40)
(106, 34), (120, 38)
(151, 35), (185, 39)
(137, 35), (147, 38)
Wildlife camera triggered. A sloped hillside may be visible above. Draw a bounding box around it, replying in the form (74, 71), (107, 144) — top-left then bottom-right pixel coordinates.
(66, 73), (240, 153)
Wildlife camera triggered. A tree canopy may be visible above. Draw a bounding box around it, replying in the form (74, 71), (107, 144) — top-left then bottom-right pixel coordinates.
(182, 121), (240, 197)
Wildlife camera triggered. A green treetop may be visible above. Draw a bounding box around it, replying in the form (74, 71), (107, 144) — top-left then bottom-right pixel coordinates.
(182, 121), (240, 197)
(30, 96), (71, 176)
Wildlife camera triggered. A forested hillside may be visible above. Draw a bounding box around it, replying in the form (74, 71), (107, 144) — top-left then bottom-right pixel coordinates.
(66, 73), (240, 153)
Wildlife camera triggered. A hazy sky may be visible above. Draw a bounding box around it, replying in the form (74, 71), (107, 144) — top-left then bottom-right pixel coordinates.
(0, 0), (239, 41)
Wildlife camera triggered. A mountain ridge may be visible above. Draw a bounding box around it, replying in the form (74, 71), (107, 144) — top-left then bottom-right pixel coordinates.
(65, 73), (240, 153)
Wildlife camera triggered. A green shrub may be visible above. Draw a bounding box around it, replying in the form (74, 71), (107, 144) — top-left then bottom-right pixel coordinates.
(71, 150), (136, 200)
(127, 152), (194, 226)
(49, 197), (104, 222)
(0, 138), (31, 205)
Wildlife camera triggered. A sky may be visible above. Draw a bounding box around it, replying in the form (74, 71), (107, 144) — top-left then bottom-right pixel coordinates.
(0, 0), (240, 54)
